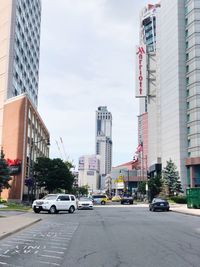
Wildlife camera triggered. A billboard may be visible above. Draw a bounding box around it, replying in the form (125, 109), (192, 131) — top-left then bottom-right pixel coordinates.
(135, 44), (147, 97)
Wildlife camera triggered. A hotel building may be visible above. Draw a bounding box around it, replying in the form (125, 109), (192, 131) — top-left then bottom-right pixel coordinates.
(136, 0), (200, 189)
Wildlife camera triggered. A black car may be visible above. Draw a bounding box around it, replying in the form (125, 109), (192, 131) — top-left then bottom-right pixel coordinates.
(149, 198), (170, 212)
(121, 194), (133, 205)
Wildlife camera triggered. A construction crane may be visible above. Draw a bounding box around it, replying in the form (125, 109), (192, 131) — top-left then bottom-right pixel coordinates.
(55, 140), (63, 159)
(60, 137), (68, 161)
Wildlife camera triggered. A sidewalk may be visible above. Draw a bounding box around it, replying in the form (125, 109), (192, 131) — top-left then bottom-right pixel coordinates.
(0, 212), (41, 240)
(170, 203), (200, 217)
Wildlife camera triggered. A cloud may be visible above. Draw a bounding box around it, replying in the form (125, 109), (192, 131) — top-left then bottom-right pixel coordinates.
(38, 0), (153, 167)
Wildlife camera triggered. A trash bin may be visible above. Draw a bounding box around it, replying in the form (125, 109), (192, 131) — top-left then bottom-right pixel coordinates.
(186, 188), (200, 209)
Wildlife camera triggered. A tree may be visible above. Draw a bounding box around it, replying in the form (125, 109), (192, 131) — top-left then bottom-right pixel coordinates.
(0, 149), (11, 197)
(162, 159), (182, 196)
(137, 181), (146, 195)
(148, 174), (163, 201)
(34, 157), (75, 194)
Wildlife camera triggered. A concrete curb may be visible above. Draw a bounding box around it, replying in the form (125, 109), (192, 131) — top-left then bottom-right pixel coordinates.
(0, 218), (42, 241)
(171, 209), (200, 217)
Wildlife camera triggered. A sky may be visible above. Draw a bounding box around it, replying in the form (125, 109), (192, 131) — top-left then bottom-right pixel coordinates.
(38, 0), (156, 169)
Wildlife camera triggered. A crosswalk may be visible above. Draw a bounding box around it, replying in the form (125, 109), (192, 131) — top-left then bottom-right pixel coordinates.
(0, 222), (79, 267)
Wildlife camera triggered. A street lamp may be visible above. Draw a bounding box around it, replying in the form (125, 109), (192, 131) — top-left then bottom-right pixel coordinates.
(29, 138), (50, 201)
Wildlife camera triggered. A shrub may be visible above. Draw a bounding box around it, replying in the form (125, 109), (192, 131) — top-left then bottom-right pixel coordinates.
(170, 196), (187, 204)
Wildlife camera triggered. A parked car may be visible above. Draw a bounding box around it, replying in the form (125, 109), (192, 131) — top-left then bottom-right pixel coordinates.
(121, 194), (134, 205)
(92, 194), (108, 205)
(112, 195), (121, 202)
(149, 198), (170, 212)
(78, 197), (93, 210)
(32, 194), (77, 214)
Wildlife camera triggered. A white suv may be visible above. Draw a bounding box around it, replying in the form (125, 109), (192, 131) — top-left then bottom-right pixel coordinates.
(32, 194), (77, 214)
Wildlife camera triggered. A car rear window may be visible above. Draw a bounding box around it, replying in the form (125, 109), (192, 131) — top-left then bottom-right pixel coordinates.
(92, 195), (106, 199)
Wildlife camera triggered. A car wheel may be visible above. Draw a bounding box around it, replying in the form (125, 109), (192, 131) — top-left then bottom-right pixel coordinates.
(152, 207), (156, 212)
(121, 201), (124, 205)
(129, 201), (133, 205)
(166, 208), (169, 212)
(49, 205), (57, 214)
(101, 201), (106, 205)
(34, 209), (40, 213)
(69, 205), (75, 213)
(149, 207), (152, 211)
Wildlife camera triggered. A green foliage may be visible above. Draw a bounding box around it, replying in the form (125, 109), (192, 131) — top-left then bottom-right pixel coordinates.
(137, 181), (146, 195)
(148, 174), (163, 201)
(34, 157), (75, 193)
(72, 185), (89, 196)
(162, 159), (182, 196)
(169, 196), (187, 204)
(0, 202), (31, 210)
(0, 149), (11, 194)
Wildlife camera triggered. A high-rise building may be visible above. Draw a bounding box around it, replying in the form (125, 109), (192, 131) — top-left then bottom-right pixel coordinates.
(0, 0), (49, 201)
(0, 0), (41, 145)
(95, 106), (112, 189)
(136, 3), (161, 176)
(136, 0), (200, 190)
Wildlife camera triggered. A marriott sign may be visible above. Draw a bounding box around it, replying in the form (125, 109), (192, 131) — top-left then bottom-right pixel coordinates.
(135, 44), (147, 97)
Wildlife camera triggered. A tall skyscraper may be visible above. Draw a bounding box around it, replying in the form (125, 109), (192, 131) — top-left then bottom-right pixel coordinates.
(136, 0), (200, 190)
(95, 106), (112, 188)
(136, 3), (161, 176)
(0, 0), (41, 145)
(0, 0), (49, 201)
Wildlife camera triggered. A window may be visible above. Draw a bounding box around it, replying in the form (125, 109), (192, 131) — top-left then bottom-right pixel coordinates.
(71, 196), (75, 201)
(58, 195), (70, 201)
(188, 139), (191, 147)
(186, 77), (189, 85)
(186, 53), (189, 61)
(186, 65), (189, 73)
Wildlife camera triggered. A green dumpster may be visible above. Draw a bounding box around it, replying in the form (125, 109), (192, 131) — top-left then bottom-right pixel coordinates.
(186, 188), (200, 209)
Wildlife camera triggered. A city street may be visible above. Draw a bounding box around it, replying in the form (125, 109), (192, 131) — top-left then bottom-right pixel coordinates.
(0, 206), (200, 267)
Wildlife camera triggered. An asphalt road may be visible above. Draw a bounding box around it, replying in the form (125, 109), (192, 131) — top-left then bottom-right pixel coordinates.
(0, 206), (200, 267)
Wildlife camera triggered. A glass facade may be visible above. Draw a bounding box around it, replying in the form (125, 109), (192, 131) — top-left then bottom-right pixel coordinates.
(185, 0), (200, 158)
(11, 0), (41, 106)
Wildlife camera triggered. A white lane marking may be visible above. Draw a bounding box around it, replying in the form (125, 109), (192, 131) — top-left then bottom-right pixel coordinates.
(0, 255), (10, 258)
(0, 244), (12, 247)
(43, 250), (64, 254)
(48, 246), (67, 250)
(0, 262), (8, 265)
(39, 254), (62, 259)
(11, 238), (33, 242)
(38, 261), (60, 266)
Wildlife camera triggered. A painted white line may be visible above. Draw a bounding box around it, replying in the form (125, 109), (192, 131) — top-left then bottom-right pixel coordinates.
(43, 250), (64, 254)
(48, 246), (67, 250)
(12, 238), (33, 242)
(0, 262), (8, 265)
(0, 244), (12, 247)
(39, 254), (62, 259)
(0, 254), (10, 258)
(38, 261), (60, 266)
